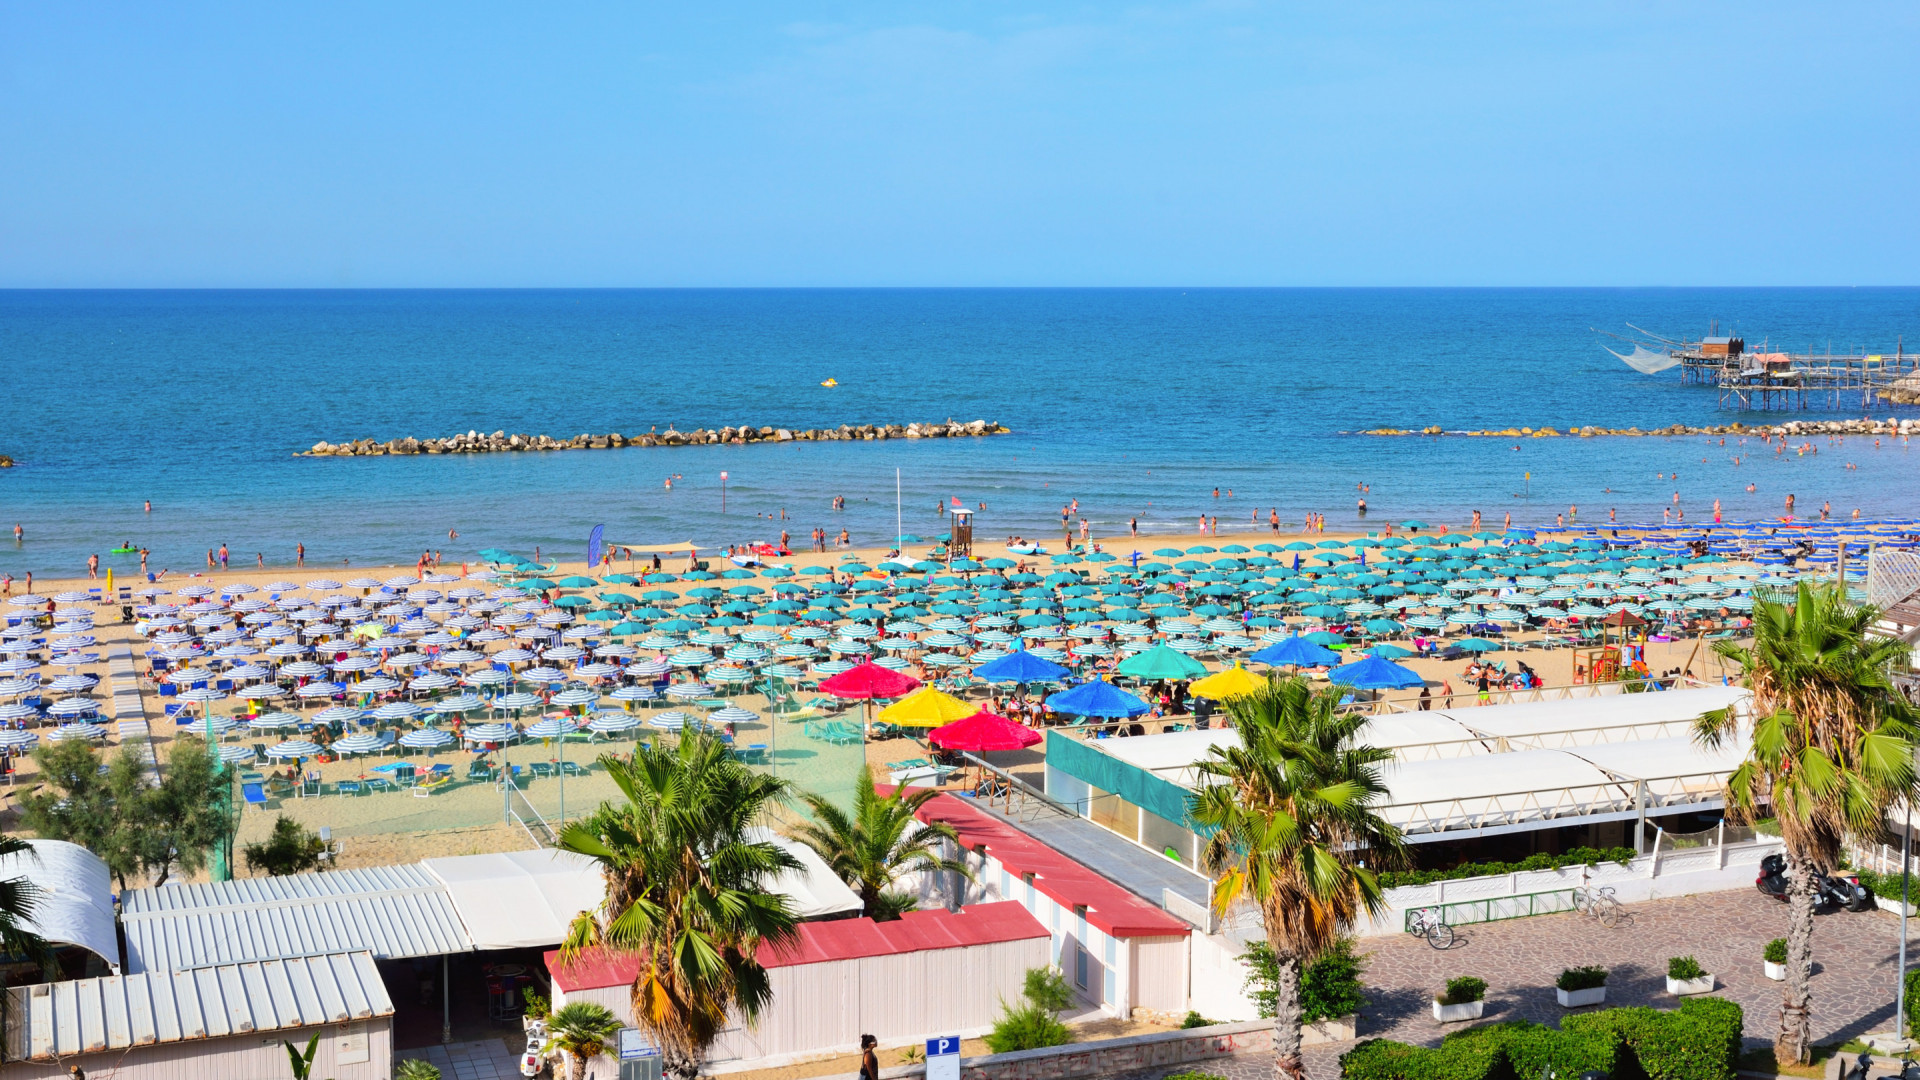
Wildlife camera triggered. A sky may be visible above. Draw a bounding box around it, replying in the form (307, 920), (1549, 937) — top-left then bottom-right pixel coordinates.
(1, 2), (1915, 287)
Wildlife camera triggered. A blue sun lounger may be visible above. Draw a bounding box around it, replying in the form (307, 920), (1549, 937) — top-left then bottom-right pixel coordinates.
(241, 781), (267, 808)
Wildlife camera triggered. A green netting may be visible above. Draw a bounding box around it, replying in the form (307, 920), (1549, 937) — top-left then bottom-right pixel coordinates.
(1044, 729), (1197, 830)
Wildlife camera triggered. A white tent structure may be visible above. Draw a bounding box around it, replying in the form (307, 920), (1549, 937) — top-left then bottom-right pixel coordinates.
(0, 840), (122, 973)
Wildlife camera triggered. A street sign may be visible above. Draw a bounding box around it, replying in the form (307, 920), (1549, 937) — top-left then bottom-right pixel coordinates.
(926, 1036), (961, 1080)
(619, 1028), (660, 1060)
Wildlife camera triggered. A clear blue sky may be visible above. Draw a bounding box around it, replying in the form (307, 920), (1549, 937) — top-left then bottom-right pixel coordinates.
(2, 2), (1914, 287)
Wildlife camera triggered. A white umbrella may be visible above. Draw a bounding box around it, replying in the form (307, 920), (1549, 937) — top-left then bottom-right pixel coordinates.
(47, 723), (107, 742)
(267, 740), (322, 759)
(399, 727), (455, 749)
(332, 733), (386, 755)
(462, 723), (517, 744)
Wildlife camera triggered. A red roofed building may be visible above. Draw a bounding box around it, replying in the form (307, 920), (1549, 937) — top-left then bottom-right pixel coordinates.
(544, 902), (1048, 1068)
(904, 791), (1194, 1019)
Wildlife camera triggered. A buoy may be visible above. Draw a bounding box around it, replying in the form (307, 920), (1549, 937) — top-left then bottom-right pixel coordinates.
(820, 378), (838, 387)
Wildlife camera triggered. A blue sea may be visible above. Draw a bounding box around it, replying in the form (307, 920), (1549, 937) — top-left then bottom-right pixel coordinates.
(1, 288), (1916, 578)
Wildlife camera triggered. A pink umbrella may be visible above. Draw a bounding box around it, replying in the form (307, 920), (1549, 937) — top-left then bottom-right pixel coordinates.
(818, 661), (921, 701)
(930, 711), (1042, 753)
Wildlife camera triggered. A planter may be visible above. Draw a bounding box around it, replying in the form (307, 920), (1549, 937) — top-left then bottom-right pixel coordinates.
(1666, 974), (1715, 996)
(1432, 1000), (1486, 1023)
(1555, 986), (1607, 1008)
(1764, 960), (1787, 981)
(1876, 895), (1917, 917)
(1301, 1014), (1358, 1045)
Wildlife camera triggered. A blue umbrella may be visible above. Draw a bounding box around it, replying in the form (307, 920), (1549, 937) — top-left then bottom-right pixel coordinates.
(974, 650), (1071, 684)
(1329, 654), (1425, 690)
(1046, 679), (1150, 718)
(1249, 636), (1341, 668)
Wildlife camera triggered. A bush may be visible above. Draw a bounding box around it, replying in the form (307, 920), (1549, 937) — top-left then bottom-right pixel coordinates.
(1242, 937), (1370, 1022)
(1343, 999), (1744, 1080)
(522, 989), (550, 1021)
(1377, 847), (1637, 890)
(1179, 1011), (1216, 1029)
(1556, 966), (1608, 992)
(1667, 956), (1706, 981)
(1436, 976), (1486, 1006)
(1763, 938), (1787, 964)
(396, 1061), (442, 1080)
(984, 967), (1074, 1054)
(1303, 939), (1369, 1022)
(243, 815), (326, 877)
(1906, 969), (1920, 1039)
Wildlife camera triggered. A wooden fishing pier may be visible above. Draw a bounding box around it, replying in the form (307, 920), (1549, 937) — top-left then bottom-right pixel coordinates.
(1616, 323), (1920, 410)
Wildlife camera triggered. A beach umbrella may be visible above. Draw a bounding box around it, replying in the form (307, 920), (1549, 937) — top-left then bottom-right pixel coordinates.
(929, 711), (1041, 753)
(551, 688), (600, 708)
(647, 711), (696, 731)
(462, 722), (517, 744)
(267, 739), (322, 760)
(373, 701), (425, 722)
(497, 692), (545, 711)
(876, 687), (976, 728)
(1329, 654), (1425, 690)
(710, 705), (758, 726)
(333, 733), (386, 755)
(1368, 643), (1415, 660)
(1114, 643), (1207, 681)
(400, 727), (455, 749)
(47, 723), (107, 742)
(1188, 662), (1265, 701)
(1046, 679), (1150, 718)
(973, 650), (1071, 684)
(587, 712), (641, 734)
(249, 712), (305, 730)
(219, 744), (256, 763)
(818, 662), (921, 701)
(526, 717), (577, 739)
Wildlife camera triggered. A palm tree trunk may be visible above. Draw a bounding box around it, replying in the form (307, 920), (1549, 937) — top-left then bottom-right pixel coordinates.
(1777, 855), (1817, 1066)
(662, 1047), (701, 1080)
(1269, 943), (1305, 1080)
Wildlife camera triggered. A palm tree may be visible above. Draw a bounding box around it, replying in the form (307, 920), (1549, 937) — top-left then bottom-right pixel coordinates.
(1693, 579), (1918, 1067)
(789, 765), (973, 920)
(558, 733), (801, 1080)
(0, 834), (50, 966)
(541, 1002), (624, 1080)
(1190, 675), (1405, 1080)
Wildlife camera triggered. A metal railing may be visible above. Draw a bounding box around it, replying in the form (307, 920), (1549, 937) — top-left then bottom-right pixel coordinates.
(1404, 889), (1578, 932)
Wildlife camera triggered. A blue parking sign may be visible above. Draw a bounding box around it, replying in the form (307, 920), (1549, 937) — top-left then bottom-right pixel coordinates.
(926, 1036), (960, 1080)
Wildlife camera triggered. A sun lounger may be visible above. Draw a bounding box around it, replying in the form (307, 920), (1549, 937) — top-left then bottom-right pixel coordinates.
(241, 781), (268, 808)
(561, 760), (584, 777)
(336, 779), (363, 796)
(531, 761), (553, 779)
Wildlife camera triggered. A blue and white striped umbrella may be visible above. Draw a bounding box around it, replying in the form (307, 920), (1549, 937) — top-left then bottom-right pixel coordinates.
(811, 661), (854, 678)
(352, 676), (400, 694)
(464, 669), (511, 687)
(313, 706), (365, 726)
(218, 744), (256, 763)
(432, 693), (487, 713)
(373, 701), (425, 721)
(0, 678), (38, 698)
(543, 646), (588, 663)
(609, 685), (659, 703)
(410, 672), (458, 691)
(196, 715), (239, 736)
(237, 684), (285, 701)
(575, 662), (620, 680)
(526, 717), (577, 739)
(668, 650), (713, 669)
(250, 712), (305, 730)
(47, 674), (98, 693)
(279, 661), (328, 678)
(723, 644), (769, 664)
(873, 656), (911, 671)
(587, 712), (641, 733)
(48, 698), (101, 718)
(462, 723), (518, 744)
(0, 729), (37, 750)
(175, 686), (226, 705)
(519, 667), (567, 685)
(333, 733), (386, 755)
(763, 663), (807, 680)
(648, 711), (702, 731)
(47, 723), (107, 742)
(709, 706), (758, 725)
(551, 688), (599, 707)
(626, 658), (671, 678)
(267, 739), (322, 759)
(664, 682), (714, 700)
(399, 727), (455, 749)
(496, 692), (545, 711)
(708, 665), (754, 684)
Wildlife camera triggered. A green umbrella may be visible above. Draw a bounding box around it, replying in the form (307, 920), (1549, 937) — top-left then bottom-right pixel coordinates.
(1455, 637), (1503, 652)
(557, 576), (598, 588)
(1115, 643), (1207, 681)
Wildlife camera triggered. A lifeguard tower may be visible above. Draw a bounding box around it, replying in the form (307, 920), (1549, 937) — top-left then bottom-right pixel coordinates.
(948, 507), (974, 562)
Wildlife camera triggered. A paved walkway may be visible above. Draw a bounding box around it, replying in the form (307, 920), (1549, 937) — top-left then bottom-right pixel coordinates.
(1120, 888), (1918, 1079)
(409, 1037), (521, 1080)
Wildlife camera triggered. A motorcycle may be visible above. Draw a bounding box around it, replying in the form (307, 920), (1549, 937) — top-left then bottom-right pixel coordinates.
(1755, 853), (1876, 912)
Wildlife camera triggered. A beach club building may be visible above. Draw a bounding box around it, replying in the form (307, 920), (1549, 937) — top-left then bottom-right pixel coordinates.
(1042, 684), (1754, 874)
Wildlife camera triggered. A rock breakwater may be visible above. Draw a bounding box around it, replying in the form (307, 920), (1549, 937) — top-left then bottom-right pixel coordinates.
(1357, 417), (1920, 439)
(302, 419), (1010, 457)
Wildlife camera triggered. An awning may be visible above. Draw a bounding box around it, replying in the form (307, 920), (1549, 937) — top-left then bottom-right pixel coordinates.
(422, 849), (606, 951)
(0, 840), (120, 973)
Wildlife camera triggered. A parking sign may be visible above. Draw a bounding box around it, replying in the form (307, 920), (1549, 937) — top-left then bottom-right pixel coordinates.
(926, 1036), (960, 1080)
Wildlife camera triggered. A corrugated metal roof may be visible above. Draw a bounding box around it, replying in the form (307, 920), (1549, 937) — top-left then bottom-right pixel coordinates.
(120, 865), (473, 973)
(0, 839), (122, 972)
(4, 951), (393, 1062)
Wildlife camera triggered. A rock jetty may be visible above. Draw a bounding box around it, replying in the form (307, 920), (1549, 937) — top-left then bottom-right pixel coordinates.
(302, 419), (1010, 457)
(0, 455), (12, 468)
(1357, 417), (1920, 439)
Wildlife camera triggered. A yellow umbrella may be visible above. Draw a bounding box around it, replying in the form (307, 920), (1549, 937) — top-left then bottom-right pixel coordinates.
(1189, 662), (1265, 701)
(877, 687), (977, 728)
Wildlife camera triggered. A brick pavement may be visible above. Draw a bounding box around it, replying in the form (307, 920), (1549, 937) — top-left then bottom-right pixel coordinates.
(1120, 888), (1919, 1080)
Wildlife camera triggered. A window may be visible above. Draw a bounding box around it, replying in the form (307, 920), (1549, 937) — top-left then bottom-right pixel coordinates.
(1103, 934), (1118, 1004)
(1075, 945), (1088, 989)
(1073, 906), (1090, 989)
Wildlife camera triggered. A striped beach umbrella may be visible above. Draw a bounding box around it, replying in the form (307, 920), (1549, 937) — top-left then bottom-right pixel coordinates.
(267, 739), (322, 759)
(399, 727), (455, 749)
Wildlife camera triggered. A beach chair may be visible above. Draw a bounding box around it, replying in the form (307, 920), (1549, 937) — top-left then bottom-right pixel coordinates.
(467, 760), (496, 782)
(561, 760), (584, 777)
(336, 779), (363, 796)
(823, 720), (863, 746)
(364, 777), (391, 793)
(241, 781), (268, 809)
(530, 761), (553, 779)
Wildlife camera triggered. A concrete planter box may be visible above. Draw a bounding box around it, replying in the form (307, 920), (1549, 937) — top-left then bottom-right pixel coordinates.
(1877, 895), (1916, 917)
(1300, 1014), (1358, 1045)
(1432, 999), (1485, 1023)
(1764, 960), (1787, 981)
(1556, 986), (1607, 1008)
(1666, 974), (1715, 996)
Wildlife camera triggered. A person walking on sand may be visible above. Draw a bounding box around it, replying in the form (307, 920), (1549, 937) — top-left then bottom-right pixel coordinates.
(296, 542), (305, 567)
(87, 553), (98, 580)
(139, 549), (148, 576)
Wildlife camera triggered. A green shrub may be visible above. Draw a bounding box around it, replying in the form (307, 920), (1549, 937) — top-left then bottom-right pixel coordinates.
(396, 1061), (442, 1080)
(1343, 999), (1744, 1080)
(1436, 976), (1486, 1006)
(1556, 966), (1608, 992)
(1763, 938), (1786, 964)
(1021, 967), (1074, 1012)
(1377, 847), (1637, 889)
(521, 989), (550, 1021)
(1906, 969), (1920, 1038)
(1178, 1011), (1216, 1029)
(1240, 940), (1279, 1019)
(983, 1001), (1073, 1053)
(1302, 938), (1369, 1022)
(1667, 956), (1706, 981)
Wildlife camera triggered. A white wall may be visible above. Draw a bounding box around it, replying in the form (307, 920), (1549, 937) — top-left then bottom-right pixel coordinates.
(5, 1019), (392, 1080)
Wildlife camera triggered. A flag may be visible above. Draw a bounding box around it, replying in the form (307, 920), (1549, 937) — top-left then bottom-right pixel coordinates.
(951, 497), (963, 507)
(587, 524), (605, 567)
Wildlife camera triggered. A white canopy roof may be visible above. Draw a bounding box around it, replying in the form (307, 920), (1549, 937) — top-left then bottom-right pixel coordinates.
(422, 848), (605, 951)
(0, 840), (119, 972)
(1433, 686), (1750, 747)
(752, 828), (864, 919)
(1567, 734), (1750, 802)
(1378, 748), (1630, 836)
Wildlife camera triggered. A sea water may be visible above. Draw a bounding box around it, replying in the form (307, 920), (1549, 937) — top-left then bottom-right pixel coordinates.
(1, 287), (1915, 577)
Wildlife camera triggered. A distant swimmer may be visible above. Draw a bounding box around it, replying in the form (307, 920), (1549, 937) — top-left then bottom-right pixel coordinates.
(820, 378), (838, 387)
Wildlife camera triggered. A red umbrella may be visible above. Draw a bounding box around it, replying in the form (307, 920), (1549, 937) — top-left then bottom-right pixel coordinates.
(818, 661), (921, 701)
(930, 711), (1042, 753)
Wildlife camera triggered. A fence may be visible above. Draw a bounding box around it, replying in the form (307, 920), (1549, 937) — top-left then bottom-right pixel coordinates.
(1403, 889), (1578, 933)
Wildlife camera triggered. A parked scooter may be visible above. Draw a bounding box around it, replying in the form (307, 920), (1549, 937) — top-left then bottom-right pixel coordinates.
(1755, 853), (1876, 912)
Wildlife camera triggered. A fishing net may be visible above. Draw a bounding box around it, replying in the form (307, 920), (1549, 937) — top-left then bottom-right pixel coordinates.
(1605, 345), (1682, 374)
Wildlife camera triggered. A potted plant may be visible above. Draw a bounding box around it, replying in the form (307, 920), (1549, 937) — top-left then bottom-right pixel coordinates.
(1763, 938), (1787, 981)
(1665, 955), (1714, 996)
(1554, 966), (1608, 1008)
(1431, 976), (1487, 1023)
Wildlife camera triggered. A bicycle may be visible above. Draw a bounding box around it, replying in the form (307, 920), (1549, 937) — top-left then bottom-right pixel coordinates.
(1572, 885), (1629, 928)
(1406, 906), (1455, 949)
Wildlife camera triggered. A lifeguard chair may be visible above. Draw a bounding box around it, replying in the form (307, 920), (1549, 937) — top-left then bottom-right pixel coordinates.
(949, 507), (974, 562)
